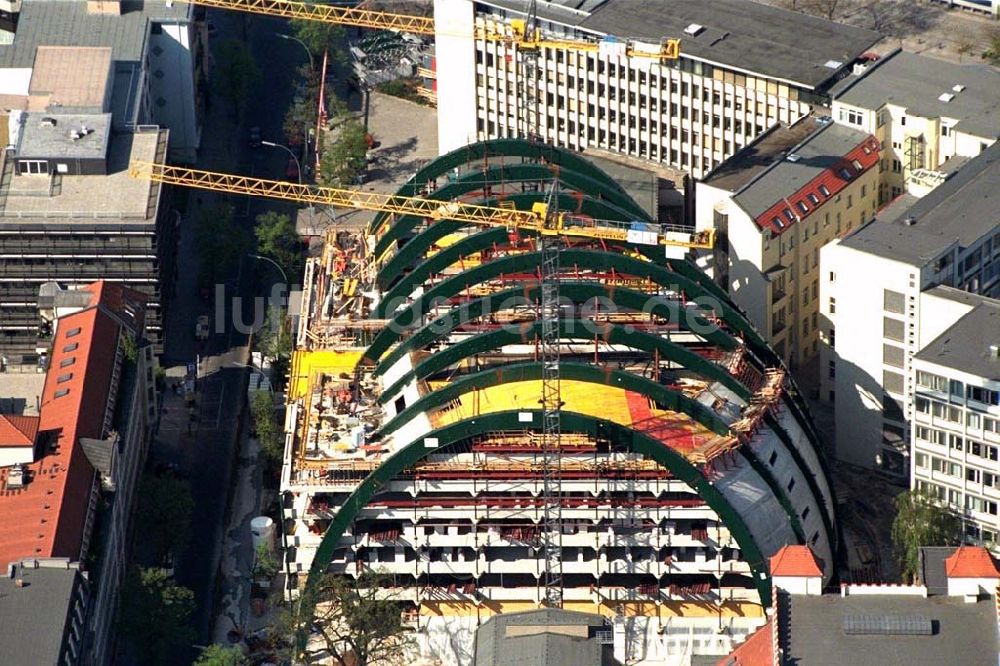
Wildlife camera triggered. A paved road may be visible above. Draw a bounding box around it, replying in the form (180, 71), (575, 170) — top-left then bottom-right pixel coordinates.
(145, 9), (308, 664)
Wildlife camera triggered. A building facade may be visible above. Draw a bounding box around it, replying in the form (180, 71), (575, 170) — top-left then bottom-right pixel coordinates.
(280, 140), (838, 662)
(697, 117), (880, 370)
(434, 0), (879, 179)
(0, 281), (157, 665)
(831, 49), (1000, 205)
(911, 299), (1000, 549)
(820, 144), (1000, 477)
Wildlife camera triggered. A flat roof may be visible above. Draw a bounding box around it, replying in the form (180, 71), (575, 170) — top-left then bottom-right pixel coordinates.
(474, 608), (610, 666)
(28, 46), (110, 112)
(785, 594), (996, 666)
(16, 113), (111, 161)
(833, 49), (1000, 139)
(1, 128), (161, 221)
(841, 141), (1000, 265)
(579, 0), (879, 89)
(483, 0), (879, 89)
(0, 560), (83, 666)
(0, 0), (191, 69)
(702, 116), (822, 193)
(914, 299), (1000, 380)
(730, 120), (873, 220)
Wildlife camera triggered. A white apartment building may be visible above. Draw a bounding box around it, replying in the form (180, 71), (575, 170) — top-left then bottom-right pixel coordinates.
(434, 0), (879, 178)
(820, 143), (1000, 477)
(697, 116), (880, 369)
(910, 299), (1000, 550)
(831, 49), (1000, 205)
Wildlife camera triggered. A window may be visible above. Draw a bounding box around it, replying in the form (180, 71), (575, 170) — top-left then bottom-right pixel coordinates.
(802, 506), (810, 520)
(828, 297), (836, 314)
(916, 453), (928, 468)
(883, 317), (904, 342)
(968, 385), (1000, 406)
(839, 167), (853, 180)
(66, 327), (82, 338)
(916, 371), (947, 392)
(787, 478), (796, 492)
(808, 193), (820, 206)
(57, 373), (72, 384)
(59, 357), (75, 368)
(797, 201), (809, 214)
(916, 397), (930, 413)
(840, 108), (863, 126)
(20, 160), (48, 175)
(54, 388), (69, 398)
(883, 370), (904, 394)
(62, 343), (78, 353)
(883, 344), (904, 368)
(819, 184), (831, 197)
(967, 468), (981, 483)
(942, 124), (952, 137)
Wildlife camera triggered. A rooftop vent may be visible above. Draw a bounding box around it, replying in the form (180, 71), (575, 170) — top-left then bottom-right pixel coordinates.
(853, 63), (868, 76)
(990, 344), (999, 358)
(824, 59), (844, 69)
(684, 23), (705, 36)
(7, 464), (25, 490)
(903, 216), (917, 226)
(787, 153), (801, 163)
(40, 117), (57, 128)
(938, 93), (955, 103)
(953, 84), (966, 93)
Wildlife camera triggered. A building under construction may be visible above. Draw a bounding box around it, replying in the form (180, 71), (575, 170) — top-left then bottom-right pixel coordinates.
(279, 139), (838, 662)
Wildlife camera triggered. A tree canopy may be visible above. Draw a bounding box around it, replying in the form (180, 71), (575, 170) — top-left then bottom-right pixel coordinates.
(891, 489), (962, 583)
(118, 567), (196, 664)
(194, 644), (245, 666)
(195, 203), (252, 292)
(251, 389), (282, 466)
(215, 39), (261, 115)
(137, 473), (195, 563)
(320, 120), (368, 188)
(292, 570), (414, 666)
(254, 211), (304, 286)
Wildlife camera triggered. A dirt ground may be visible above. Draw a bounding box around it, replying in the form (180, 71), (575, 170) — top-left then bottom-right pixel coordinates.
(755, 0), (999, 64)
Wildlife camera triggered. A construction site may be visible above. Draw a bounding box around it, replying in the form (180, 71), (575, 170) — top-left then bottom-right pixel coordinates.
(131, 137), (839, 662)
(120, 1), (845, 662)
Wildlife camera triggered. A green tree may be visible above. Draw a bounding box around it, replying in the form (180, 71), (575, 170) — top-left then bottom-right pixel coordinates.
(984, 24), (1000, 66)
(289, 570), (414, 666)
(256, 305), (292, 387)
(118, 567), (196, 664)
(320, 119), (368, 187)
(251, 389), (282, 465)
(891, 489), (962, 583)
(194, 644), (245, 666)
(254, 542), (280, 580)
(195, 203), (251, 291)
(290, 20), (347, 61)
(215, 39), (261, 116)
(138, 473), (195, 563)
(254, 211), (304, 285)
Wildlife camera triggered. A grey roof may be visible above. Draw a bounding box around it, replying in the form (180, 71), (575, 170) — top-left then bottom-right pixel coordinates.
(79, 435), (115, 480)
(784, 593), (997, 666)
(920, 546), (957, 596)
(0, 560), (85, 666)
(833, 49), (1000, 139)
(729, 120), (871, 220)
(914, 300), (1000, 380)
(16, 113), (111, 161)
(474, 608), (611, 666)
(703, 116), (822, 193)
(580, 0), (879, 89)
(481, 0), (879, 89)
(841, 141), (1000, 265)
(0, 0), (191, 69)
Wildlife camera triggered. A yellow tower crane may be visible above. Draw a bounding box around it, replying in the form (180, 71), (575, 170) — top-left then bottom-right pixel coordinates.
(184, 0), (681, 59)
(128, 161), (714, 250)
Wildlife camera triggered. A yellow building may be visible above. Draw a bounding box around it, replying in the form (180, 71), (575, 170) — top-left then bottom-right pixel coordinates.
(697, 116), (881, 372)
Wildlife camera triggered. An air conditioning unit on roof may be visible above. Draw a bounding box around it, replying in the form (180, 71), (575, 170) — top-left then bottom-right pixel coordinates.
(684, 24), (704, 36)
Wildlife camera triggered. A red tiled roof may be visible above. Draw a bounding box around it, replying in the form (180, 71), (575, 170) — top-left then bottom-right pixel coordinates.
(945, 546), (1000, 578)
(0, 281), (128, 569)
(769, 545), (823, 577)
(718, 619), (774, 666)
(755, 134), (881, 236)
(0, 415), (39, 448)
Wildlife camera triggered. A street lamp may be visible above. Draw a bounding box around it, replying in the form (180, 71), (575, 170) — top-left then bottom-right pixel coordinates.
(248, 253), (289, 286)
(262, 141), (315, 228)
(275, 32), (314, 71)
(261, 140), (301, 186)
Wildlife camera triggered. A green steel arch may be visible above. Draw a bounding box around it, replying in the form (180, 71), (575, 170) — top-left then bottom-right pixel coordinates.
(376, 319), (746, 405)
(373, 190), (638, 261)
(370, 163), (647, 239)
(374, 359), (807, 546)
(376, 360), (732, 440)
(367, 138), (637, 236)
(303, 409), (776, 609)
(366, 282), (732, 369)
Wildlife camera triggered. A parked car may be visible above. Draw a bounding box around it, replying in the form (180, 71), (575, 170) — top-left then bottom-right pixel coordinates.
(248, 126), (261, 149)
(195, 315), (210, 341)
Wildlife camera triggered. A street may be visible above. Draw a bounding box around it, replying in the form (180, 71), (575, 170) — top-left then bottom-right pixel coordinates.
(146, 9), (309, 663)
